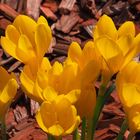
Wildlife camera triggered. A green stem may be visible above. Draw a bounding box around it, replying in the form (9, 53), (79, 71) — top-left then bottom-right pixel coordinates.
(116, 119), (128, 140)
(91, 84), (115, 140)
(86, 119), (92, 140)
(73, 128), (80, 140)
(0, 117), (7, 140)
(81, 117), (86, 140)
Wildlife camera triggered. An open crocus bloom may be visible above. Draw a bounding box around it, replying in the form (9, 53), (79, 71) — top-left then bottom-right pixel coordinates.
(93, 15), (140, 83)
(1, 15), (52, 72)
(0, 67), (18, 120)
(22, 57), (81, 103)
(36, 95), (80, 136)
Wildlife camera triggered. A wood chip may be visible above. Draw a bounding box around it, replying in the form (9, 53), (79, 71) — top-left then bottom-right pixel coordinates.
(40, 6), (57, 21)
(55, 12), (80, 33)
(0, 17), (11, 30)
(42, 0), (58, 13)
(0, 3), (19, 20)
(59, 0), (76, 14)
(26, 0), (42, 20)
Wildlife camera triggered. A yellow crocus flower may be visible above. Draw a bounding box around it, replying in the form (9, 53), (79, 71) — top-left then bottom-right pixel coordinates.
(1, 15), (52, 72)
(21, 57), (80, 103)
(36, 96), (80, 136)
(93, 15), (140, 83)
(0, 67), (18, 120)
(116, 61), (140, 111)
(116, 61), (140, 136)
(66, 42), (100, 118)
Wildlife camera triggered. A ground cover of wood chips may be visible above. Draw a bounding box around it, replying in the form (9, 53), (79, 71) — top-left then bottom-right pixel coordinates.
(1, 0), (140, 139)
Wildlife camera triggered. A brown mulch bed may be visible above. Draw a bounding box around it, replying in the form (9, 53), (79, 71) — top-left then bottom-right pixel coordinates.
(1, 0), (140, 139)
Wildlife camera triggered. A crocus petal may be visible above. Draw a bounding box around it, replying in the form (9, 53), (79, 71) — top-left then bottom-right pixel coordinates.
(13, 15), (36, 45)
(1, 37), (20, 61)
(75, 85), (96, 118)
(0, 67), (12, 92)
(43, 87), (57, 101)
(16, 35), (36, 63)
(50, 61), (63, 76)
(60, 63), (79, 92)
(93, 15), (117, 40)
(81, 60), (100, 86)
(118, 21), (135, 38)
(35, 23), (52, 61)
(20, 65), (34, 98)
(116, 61), (140, 94)
(128, 104), (140, 135)
(0, 79), (18, 116)
(65, 89), (81, 104)
(117, 35), (133, 56)
(121, 83), (140, 110)
(6, 25), (20, 45)
(37, 16), (48, 25)
(95, 37), (123, 74)
(56, 98), (76, 131)
(82, 41), (100, 67)
(36, 101), (57, 129)
(0, 79), (18, 104)
(68, 42), (82, 63)
(64, 107), (80, 135)
(48, 125), (64, 136)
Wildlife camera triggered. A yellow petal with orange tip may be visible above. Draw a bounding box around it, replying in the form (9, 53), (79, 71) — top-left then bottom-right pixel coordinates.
(93, 15), (117, 40)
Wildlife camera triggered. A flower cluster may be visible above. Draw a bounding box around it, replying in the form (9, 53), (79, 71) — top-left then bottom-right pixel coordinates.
(1, 14), (140, 139)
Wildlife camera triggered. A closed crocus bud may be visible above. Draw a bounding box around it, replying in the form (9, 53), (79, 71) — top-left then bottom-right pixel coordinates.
(0, 67), (18, 120)
(1, 15), (52, 67)
(36, 96), (80, 136)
